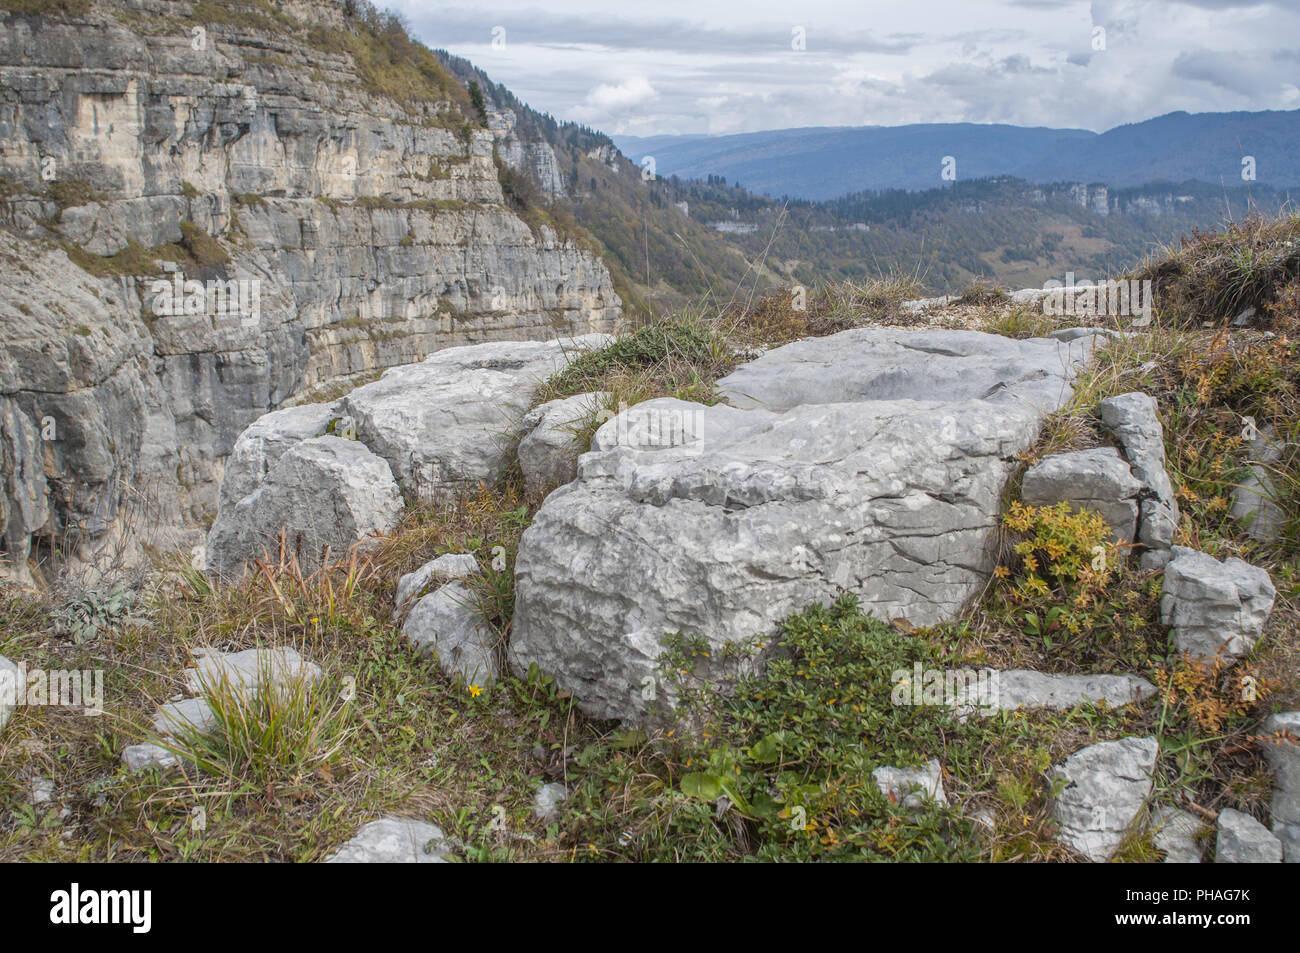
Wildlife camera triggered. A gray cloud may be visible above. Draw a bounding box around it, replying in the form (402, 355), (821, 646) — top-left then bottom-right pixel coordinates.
(396, 0), (1300, 136)
(406, 6), (916, 56)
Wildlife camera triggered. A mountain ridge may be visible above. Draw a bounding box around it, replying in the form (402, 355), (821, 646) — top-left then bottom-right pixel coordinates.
(614, 109), (1300, 199)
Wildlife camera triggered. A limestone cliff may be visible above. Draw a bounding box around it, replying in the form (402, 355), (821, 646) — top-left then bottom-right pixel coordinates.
(0, 0), (621, 584)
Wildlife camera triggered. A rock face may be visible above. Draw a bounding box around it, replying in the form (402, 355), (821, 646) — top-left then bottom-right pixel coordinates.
(341, 336), (609, 500)
(1159, 547), (1275, 661)
(1215, 808), (1283, 863)
(518, 392), (608, 497)
(0, 1), (619, 584)
(206, 436), (404, 578)
(325, 818), (452, 864)
(1051, 736), (1158, 862)
(1099, 393), (1180, 556)
(510, 329), (1099, 723)
(1020, 448), (1144, 542)
(402, 581), (498, 685)
(0, 654), (21, 731)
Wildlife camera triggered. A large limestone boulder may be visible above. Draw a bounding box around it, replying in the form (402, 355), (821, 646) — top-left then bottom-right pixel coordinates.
(341, 336), (611, 500)
(1051, 736), (1158, 862)
(510, 329), (1099, 723)
(216, 402), (341, 510)
(1021, 447), (1144, 542)
(206, 436), (403, 578)
(717, 328), (1097, 414)
(1159, 547), (1275, 661)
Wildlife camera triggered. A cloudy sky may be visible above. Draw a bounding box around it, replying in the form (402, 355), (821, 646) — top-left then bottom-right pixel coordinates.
(391, 0), (1300, 138)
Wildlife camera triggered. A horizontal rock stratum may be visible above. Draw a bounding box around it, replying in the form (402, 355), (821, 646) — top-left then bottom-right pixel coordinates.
(0, 0), (619, 586)
(509, 328), (1102, 723)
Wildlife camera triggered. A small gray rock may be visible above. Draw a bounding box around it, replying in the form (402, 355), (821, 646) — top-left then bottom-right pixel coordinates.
(183, 646), (322, 698)
(1273, 822), (1299, 863)
(32, 777), (55, 805)
(533, 782), (568, 822)
(0, 654), (22, 731)
(1051, 736), (1158, 862)
(403, 581), (498, 685)
(956, 669), (1156, 713)
(1262, 711), (1300, 828)
(1230, 425), (1285, 542)
(872, 759), (947, 809)
(122, 743), (180, 774)
(1215, 808), (1282, 863)
(1100, 392), (1180, 551)
(1159, 547), (1275, 661)
(1021, 447), (1143, 542)
(325, 818), (452, 863)
(1150, 805), (1204, 863)
(393, 553), (480, 621)
(518, 392), (609, 497)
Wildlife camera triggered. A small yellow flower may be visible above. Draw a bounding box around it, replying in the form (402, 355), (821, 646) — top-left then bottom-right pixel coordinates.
(468, 683), (483, 698)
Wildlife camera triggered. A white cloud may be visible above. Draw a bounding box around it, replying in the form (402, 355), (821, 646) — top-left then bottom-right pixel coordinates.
(394, 0), (1300, 135)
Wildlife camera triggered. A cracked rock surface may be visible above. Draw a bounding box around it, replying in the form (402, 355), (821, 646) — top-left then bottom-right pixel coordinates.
(510, 329), (1099, 723)
(1051, 736), (1158, 862)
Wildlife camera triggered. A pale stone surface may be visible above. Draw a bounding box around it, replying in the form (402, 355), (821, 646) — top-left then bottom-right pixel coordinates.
(1215, 808), (1283, 863)
(151, 697), (219, 738)
(873, 760), (948, 809)
(341, 336), (611, 500)
(1051, 736), (1158, 862)
(217, 402), (340, 510)
(1274, 823), (1300, 863)
(511, 329), (1096, 724)
(325, 818), (452, 864)
(717, 327), (1098, 415)
(518, 392), (608, 497)
(1159, 547), (1275, 661)
(533, 782), (569, 822)
(183, 647), (322, 698)
(1262, 712), (1300, 830)
(1020, 447), (1143, 542)
(1231, 425), (1286, 542)
(1100, 393), (1180, 552)
(1150, 805), (1205, 863)
(403, 582), (498, 685)
(151, 646), (321, 740)
(393, 553), (480, 621)
(206, 436), (404, 578)
(0, 654), (21, 731)
(122, 743), (180, 774)
(952, 669), (1156, 713)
